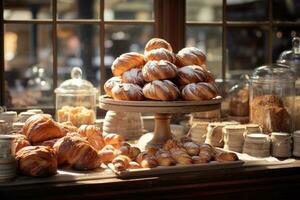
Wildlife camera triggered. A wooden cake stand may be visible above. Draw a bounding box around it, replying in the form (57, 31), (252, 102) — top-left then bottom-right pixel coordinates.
(99, 95), (222, 148)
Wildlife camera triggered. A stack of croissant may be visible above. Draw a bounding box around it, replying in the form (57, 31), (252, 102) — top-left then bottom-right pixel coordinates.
(104, 38), (219, 101)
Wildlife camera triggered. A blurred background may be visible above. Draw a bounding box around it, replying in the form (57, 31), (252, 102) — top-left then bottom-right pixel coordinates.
(2, 0), (300, 109)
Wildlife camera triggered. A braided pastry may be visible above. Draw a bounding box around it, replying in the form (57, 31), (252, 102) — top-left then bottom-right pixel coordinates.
(121, 68), (144, 86)
(183, 142), (200, 156)
(142, 60), (178, 82)
(143, 80), (180, 101)
(144, 38), (173, 54)
(145, 48), (176, 64)
(111, 52), (145, 76)
(181, 82), (219, 101)
(104, 133), (124, 149)
(155, 150), (176, 166)
(111, 83), (144, 101)
(176, 47), (206, 67)
(176, 65), (215, 85)
(112, 155), (131, 171)
(169, 147), (193, 165)
(104, 76), (122, 97)
(198, 143), (215, 163)
(136, 151), (158, 168)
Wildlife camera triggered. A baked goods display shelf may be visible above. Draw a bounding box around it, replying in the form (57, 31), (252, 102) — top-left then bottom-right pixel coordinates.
(99, 95), (222, 148)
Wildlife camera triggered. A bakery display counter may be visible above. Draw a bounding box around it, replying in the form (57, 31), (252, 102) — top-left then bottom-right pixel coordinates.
(1, 160), (300, 200)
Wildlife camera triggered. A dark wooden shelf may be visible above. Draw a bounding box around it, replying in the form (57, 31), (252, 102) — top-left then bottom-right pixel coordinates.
(1, 160), (300, 200)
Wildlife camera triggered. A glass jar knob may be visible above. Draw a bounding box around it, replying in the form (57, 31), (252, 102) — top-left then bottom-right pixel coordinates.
(71, 67), (83, 79)
(293, 37), (300, 54)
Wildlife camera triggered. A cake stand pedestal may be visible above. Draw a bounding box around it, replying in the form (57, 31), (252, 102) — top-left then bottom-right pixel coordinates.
(99, 95), (222, 148)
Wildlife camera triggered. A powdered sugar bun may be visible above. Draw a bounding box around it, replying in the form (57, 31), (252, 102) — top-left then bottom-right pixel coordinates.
(145, 48), (176, 64)
(176, 47), (206, 67)
(121, 68), (144, 86)
(181, 82), (218, 101)
(144, 38), (173, 54)
(142, 60), (178, 82)
(112, 83), (144, 101)
(143, 80), (180, 101)
(176, 65), (215, 85)
(104, 76), (122, 97)
(111, 52), (145, 76)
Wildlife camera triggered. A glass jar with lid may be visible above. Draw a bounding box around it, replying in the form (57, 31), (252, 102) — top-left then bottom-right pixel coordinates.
(55, 67), (98, 127)
(250, 63), (296, 134)
(278, 37), (300, 130)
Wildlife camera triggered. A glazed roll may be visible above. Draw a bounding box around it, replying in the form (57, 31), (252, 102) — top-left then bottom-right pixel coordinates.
(111, 52), (145, 76)
(176, 47), (206, 67)
(181, 82), (219, 101)
(122, 68), (144, 86)
(144, 38), (173, 54)
(143, 80), (180, 101)
(176, 65), (215, 85)
(104, 76), (122, 97)
(111, 83), (144, 101)
(145, 48), (176, 64)
(142, 60), (178, 82)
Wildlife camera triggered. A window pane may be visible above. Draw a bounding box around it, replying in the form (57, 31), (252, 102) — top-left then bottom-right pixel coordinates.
(104, 0), (154, 21)
(4, 24), (53, 108)
(273, 27), (300, 62)
(104, 25), (154, 79)
(4, 0), (52, 20)
(186, 0), (222, 22)
(57, 0), (100, 19)
(57, 24), (100, 87)
(186, 26), (222, 79)
(226, 0), (268, 21)
(273, 0), (300, 21)
(227, 27), (268, 79)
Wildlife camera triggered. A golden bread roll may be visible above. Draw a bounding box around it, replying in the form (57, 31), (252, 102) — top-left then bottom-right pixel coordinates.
(144, 38), (173, 54)
(143, 80), (180, 101)
(59, 121), (78, 135)
(22, 114), (64, 144)
(121, 68), (144, 86)
(104, 76), (122, 97)
(183, 142), (200, 156)
(145, 48), (176, 64)
(215, 152), (239, 162)
(16, 146), (57, 177)
(78, 125), (105, 151)
(112, 155), (131, 171)
(155, 150), (176, 166)
(112, 83), (144, 101)
(136, 151), (158, 168)
(111, 52), (145, 76)
(104, 133), (124, 149)
(176, 65), (215, 85)
(12, 134), (31, 155)
(170, 147), (193, 165)
(98, 145), (116, 164)
(128, 161), (142, 169)
(53, 134), (101, 170)
(142, 60), (178, 82)
(181, 82), (219, 101)
(176, 47), (206, 67)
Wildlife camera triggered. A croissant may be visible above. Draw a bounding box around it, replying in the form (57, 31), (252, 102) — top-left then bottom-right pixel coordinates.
(22, 114), (64, 144)
(143, 80), (180, 101)
(170, 147), (193, 165)
(37, 138), (59, 148)
(112, 155), (131, 171)
(136, 151), (158, 168)
(78, 125), (105, 151)
(215, 152), (239, 162)
(183, 142), (200, 156)
(53, 134), (101, 170)
(181, 82), (219, 101)
(142, 60), (178, 82)
(163, 139), (181, 151)
(176, 65), (215, 85)
(59, 121), (78, 135)
(198, 143), (215, 163)
(145, 48), (176, 64)
(111, 52), (145, 76)
(12, 134), (31, 155)
(121, 68), (144, 86)
(192, 155), (209, 164)
(176, 47), (206, 67)
(112, 83), (144, 101)
(98, 145), (116, 164)
(144, 38), (173, 54)
(104, 133), (124, 149)
(16, 146), (57, 177)
(104, 76), (122, 97)
(128, 161), (142, 169)
(155, 150), (176, 166)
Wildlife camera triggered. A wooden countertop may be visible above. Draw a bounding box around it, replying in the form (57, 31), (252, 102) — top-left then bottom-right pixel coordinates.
(1, 160), (300, 200)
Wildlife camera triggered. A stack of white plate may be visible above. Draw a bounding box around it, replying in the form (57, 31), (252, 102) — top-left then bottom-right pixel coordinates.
(0, 135), (17, 182)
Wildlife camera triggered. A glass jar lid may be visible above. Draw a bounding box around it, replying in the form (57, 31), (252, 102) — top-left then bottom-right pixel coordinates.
(278, 37), (300, 64)
(251, 63), (296, 83)
(55, 67), (98, 95)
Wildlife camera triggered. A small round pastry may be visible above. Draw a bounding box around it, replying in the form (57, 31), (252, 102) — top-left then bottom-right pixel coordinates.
(104, 77), (122, 97)
(122, 68), (144, 86)
(111, 52), (145, 76)
(143, 80), (180, 101)
(16, 146), (57, 177)
(22, 114), (64, 144)
(176, 47), (206, 67)
(112, 83), (144, 101)
(144, 38), (173, 54)
(145, 48), (176, 64)
(176, 65), (215, 85)
(181, 82), (219, 101)
(142, 60), (178, 82)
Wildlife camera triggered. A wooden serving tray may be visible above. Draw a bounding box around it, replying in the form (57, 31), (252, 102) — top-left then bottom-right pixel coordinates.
(108, 160), (245, 178)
